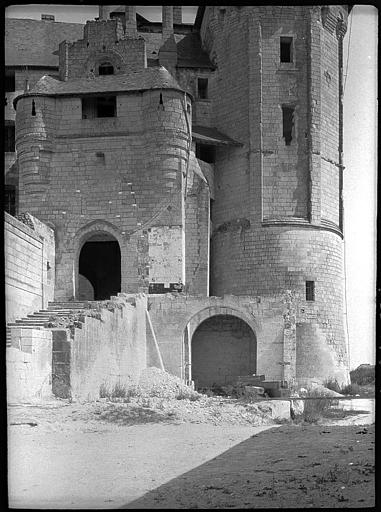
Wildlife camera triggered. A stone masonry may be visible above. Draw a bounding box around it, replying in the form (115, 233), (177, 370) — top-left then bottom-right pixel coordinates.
(5, 5), (351, 397)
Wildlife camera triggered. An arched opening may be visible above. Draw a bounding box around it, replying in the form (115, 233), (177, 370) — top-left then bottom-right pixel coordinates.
(78, 232), (121, 300)
(191, 314), (257, 390)
(98, 62), (114, 75)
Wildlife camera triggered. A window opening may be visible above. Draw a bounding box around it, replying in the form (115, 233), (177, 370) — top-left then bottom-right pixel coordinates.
(197, 78), (208, 99)
(31, 100), (36, 116)
(282, 105), (294, 145)
(98, 62), (114, 75)
(306, 281), (315, 301)
(5, 71), (15, 92)
(4, 185), (16, 216)
(196, 143), (215, 164)
(4, 124), (15, 152)
(82, 96), (116, 118)
(280, 37), (293, 63)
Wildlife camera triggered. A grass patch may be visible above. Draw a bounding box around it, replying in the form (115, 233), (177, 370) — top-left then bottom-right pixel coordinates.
(175, 389), (202, 401)
(96, 404), (177, 426)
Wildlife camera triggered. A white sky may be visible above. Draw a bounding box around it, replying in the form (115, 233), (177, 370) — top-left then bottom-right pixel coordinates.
(5, 5), (377, 369)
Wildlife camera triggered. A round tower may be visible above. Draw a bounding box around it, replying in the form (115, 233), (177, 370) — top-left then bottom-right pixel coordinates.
(205, 5), (349, 384)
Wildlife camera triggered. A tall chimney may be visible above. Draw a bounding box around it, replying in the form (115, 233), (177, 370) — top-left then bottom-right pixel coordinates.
(173, 6), (182, 25)
(162, 6), (173, 41)
(125, 5), (137, 36)
(99, 5), (106, 20)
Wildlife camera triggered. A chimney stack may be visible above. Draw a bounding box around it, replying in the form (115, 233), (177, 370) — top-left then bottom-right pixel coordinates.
(125, 5), (137, 36)
(99, 5), (107, 20)
(162, 6), (173, 41)
(173, 6), (182, 25)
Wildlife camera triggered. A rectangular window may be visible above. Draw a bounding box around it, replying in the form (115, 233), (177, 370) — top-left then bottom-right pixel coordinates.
(306, 281), (315, 301)
(280, 37), (293, 63)
(196, 143), (215, 164)
(5, 71), (15, 92)
(82, 96), (116, 119)
(282, 105), (294, 146)
(4, 185), (16, 216)
(197, 78), (208, 99)
(4, 124), (15, 152)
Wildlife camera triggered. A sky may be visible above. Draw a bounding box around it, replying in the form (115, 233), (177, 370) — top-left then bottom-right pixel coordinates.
(5, 5), (377, 369)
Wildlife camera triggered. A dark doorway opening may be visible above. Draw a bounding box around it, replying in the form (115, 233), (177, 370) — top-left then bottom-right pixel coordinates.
(79, 233), (121, 300)
(191, 314), (257, 389)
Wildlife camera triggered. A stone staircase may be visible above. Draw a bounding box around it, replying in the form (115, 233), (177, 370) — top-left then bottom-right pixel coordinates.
(6, 301), (104, 347)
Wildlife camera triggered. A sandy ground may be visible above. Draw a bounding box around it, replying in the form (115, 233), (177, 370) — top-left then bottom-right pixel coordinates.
(7, 399), (375, 509)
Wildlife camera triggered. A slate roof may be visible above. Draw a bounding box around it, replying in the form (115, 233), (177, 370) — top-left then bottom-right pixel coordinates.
(192, 126), (242, 146)
(13, 67), (188, 106)
(5, 18), (84, 67)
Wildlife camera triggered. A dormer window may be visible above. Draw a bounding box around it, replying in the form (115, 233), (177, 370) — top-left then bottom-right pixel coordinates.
(98, 62), (114, 75)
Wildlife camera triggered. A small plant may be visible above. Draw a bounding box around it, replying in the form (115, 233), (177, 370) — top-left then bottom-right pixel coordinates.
(299, 390), (335, 424)
(111, 382), (127, 399)
(99, 382), (110, 398)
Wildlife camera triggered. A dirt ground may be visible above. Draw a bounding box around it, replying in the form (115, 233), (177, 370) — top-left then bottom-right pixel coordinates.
(7, 397), (375, 509)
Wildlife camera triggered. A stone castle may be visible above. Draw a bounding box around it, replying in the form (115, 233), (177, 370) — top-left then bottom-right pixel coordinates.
(5, 5), (350, 401)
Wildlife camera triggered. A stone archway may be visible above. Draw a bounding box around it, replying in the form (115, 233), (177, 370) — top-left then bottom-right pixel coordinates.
(191, 314), (257, 389)
(73, 220), (125, 300)
(183, 306), (258, 390)
(78, 232), (121, 300)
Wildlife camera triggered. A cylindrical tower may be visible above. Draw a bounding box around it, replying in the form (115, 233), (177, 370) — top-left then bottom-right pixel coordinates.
(203, 5), (349, 384)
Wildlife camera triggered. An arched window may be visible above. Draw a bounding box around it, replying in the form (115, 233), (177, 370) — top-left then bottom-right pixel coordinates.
(98, 62), (114, 75)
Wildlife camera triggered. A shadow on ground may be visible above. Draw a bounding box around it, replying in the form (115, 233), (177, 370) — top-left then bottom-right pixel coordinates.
(121, 424), (375, 509)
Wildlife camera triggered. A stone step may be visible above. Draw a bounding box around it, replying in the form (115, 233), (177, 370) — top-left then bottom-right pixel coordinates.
(7, 324), (45, 329)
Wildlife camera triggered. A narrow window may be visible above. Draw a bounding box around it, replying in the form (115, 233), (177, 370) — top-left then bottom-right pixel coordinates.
(98, 62), (114, 75)
(4, 185), (16, 216)
(31, 100), (36, 116)
(282, 105), (294, 146)
(5, 71), (15, 92)
(280, 37), (293, 63)
(306, 281), (315, 301)
(82, 96), (116, 119)
(197, 78), (208, 99)
(195, 143), (215, 164)
(4, 123), (15, 152)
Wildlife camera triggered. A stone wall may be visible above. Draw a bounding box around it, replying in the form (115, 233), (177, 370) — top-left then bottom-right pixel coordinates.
(5, 212), (55, 323)
(52, 295), (147, 400)
(7, 328), (53, 402)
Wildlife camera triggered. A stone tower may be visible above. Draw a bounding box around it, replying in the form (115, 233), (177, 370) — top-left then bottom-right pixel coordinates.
(199, 5), (349, 383)
(11, 5), (350, 387)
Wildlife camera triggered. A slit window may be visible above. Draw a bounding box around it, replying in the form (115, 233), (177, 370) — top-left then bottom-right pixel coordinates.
(82, 96), (116, 118)
(196, 143), (215, 164)
(98, 62), (114, 75)
(4, 123), (15, 152)
(197, 78), (208, 99)
(280, 37), (293, 63)
(282, 105), (294, 146)
(306, 281), (315, 301)
(5, 71), (15, 92)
